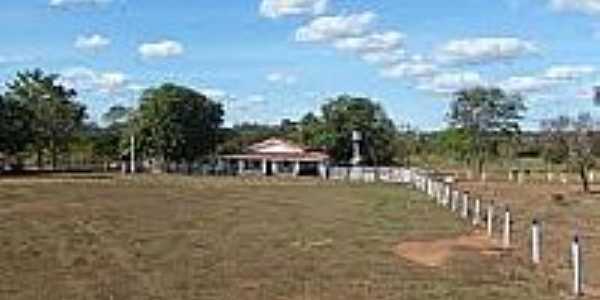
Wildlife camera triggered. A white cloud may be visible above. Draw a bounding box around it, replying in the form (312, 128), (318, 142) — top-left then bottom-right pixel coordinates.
(97, 72), (127, 92)
(50, 0), (112, 7)
(550, 0), (600, 14)
(74, 34), (110, 51)
(576, 88), (596, 100)
(418, 71), (486, 94)
(0, 55), (35, 65)
(380, 61), (438, 79)
(248, 94), (267, 103)
(499, 76), (554, 93)
(127, 84), (147, 93)
(333, 31), (405, 53)
(198, 88), (230, 101)
(260, 0), (328, 18)
(138, 40), (184, 59)
(266, 72), (297, 84)
(295, 12), (377, 42)
(543, 65), (597, 80)
(60, 67), (128, 94)
(497, 65), (597, 94)
(360, 50), (406, 65)
(438, 37), (538, 64)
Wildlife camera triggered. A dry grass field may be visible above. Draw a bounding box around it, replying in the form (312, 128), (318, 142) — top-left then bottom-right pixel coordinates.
(0, 175), (559, 299)
(458, 177), (600, 298)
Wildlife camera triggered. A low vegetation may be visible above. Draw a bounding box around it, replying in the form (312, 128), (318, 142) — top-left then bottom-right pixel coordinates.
(0, 176), (557, 299)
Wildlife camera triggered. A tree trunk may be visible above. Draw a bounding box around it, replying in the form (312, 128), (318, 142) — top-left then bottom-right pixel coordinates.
(37, 148), (43, 170)
(580, 165), (590, 193)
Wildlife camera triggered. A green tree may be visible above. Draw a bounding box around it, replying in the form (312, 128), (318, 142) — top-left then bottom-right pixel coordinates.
(0, 94), (32, 167)
(5, 69), (86, 170)
(448, 87), (526, 176)
(101, 105), (131, 125)
(435, 128), (474, 163)
(541, 114), (599, 193)
(132, 83), (224, 172)
(308, 95), (399, 165)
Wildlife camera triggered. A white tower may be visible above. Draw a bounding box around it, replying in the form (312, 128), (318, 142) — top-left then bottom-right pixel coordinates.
(351, 130), (362, 166)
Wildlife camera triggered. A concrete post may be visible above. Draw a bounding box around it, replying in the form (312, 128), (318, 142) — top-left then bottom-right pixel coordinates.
(293, 161), (300, 177)
(487, 201), (494, 237)
(444, 184), (452, 207)
(473, 198), (481, 226)
(532, 219), (541, 265)
(130, 135), (136, 174)
(547, 172), (554, 183)
(561, 173), (568, 185)
(427, 178), (433, 197)
(503, 206), (511, 248)
(572, 235), (582, 296)
(518, 171), (524, 185)
(437, 181), (444, 205)
(261, 159), (268, 175)
(462, 192), (469, 219)
(451, 190), (459, 212)
(237, 160), (245, 175)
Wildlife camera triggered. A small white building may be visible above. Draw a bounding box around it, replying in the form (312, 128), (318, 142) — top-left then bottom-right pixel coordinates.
(220, 138), (330, 178)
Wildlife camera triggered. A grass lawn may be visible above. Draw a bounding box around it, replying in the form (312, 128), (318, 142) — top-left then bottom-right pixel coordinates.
(0, 175), (559, 299)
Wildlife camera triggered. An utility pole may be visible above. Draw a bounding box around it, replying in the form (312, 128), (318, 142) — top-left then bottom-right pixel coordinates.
(130, 135), (136, 174)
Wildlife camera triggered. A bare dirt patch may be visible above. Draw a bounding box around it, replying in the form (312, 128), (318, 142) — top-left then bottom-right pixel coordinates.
(394, 230), (502, 267)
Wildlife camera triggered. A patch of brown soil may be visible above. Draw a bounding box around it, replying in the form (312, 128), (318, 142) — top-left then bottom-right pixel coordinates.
(394, 231), (501, 267)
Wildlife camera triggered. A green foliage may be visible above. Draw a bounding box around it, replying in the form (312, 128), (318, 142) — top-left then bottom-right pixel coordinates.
(434, 128), (474, 162)
(541, 114), (599, 192)
(448, 87), (526, 173)
(4, 69), (86, 168)
(300, 95), (399, 165)
(0, 94), (32, 157)
(131, 83), (224, 166)
(102, 105), (131, 125)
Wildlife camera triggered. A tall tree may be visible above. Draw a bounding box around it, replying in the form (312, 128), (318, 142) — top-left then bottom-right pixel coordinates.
(448, 87), (526, 176)
(541, 114), (599, 193)
(0, 94), (32, 167)
(132, 83), (224, 172)
(5, 69), (86, 169)
(305, 95), (398, 165)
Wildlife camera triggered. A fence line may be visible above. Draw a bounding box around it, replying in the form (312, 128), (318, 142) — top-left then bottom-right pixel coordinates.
(404, 168), (584, 297)
(328, 166), (586, 296)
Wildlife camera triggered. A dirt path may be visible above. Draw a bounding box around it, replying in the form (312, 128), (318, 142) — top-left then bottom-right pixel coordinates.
(394, 230), (503, 267)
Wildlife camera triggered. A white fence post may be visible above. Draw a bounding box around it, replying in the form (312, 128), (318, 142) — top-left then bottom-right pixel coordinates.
(462, 192), (469, 219)
(435, 182), (440, 204)
(444, 184), (451, 207)
(503, 206), (511, 248)
(473, 198), (481, 226)
(487, 201), (494, 237)
(572, 235), (582, 296)
(451, 190), (459, 212)
(532, 219), (541, 264)
(427, 177), (432, 197)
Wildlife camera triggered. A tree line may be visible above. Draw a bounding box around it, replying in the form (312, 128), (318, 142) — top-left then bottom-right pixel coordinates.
(2, 68), (600, 193)
(0, 69), (402, 172)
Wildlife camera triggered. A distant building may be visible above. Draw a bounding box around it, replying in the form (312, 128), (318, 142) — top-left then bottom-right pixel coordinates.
(220, 138), (329, 178)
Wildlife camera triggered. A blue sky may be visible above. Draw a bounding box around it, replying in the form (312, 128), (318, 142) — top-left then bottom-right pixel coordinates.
(2, 0), (600, 129)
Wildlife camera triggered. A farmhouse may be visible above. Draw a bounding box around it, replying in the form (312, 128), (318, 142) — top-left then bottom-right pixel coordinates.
(220, 138), (330, 178)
